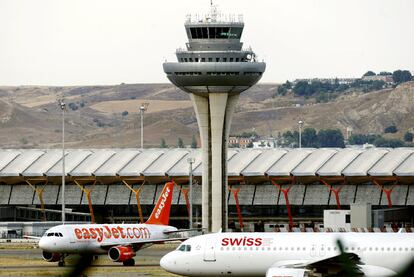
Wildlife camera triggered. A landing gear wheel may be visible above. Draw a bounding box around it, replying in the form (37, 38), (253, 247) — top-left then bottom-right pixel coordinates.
(58, 260), (65, 267)
(123, 259), (135, 266)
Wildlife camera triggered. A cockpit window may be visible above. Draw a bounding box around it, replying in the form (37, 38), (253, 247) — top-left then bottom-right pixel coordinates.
(177, 244), (191, 252)
(47, 233), (54, 237)
(58, 233), (63, 237)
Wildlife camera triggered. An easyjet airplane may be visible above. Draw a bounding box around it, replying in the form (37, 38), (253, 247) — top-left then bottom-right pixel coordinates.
(161, 231), (414, 276)
(36, 182), (183, 267)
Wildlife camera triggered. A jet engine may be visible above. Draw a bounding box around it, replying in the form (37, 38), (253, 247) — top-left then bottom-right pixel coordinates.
(266, 267), (307, 277)
(108, 246), (136, 262)
(42, 251), (62, 262)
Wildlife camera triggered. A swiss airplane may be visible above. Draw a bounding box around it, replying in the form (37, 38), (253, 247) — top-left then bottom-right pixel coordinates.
(161, 231), (414, 276)
(37, 182), (183, 266)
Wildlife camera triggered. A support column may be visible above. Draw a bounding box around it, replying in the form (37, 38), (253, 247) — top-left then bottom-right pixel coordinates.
(190, 93), (211, 232)
(209, 93), (228, 232)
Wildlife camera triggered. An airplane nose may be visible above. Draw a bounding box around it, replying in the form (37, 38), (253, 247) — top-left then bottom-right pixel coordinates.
(38, 237), (46, 249)
(160, 253), (175, 273)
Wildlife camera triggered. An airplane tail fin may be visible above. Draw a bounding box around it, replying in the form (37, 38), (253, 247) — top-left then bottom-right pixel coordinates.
(146, 182), (175, 226)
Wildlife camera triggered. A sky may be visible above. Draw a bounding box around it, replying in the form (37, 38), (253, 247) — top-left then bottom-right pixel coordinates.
(0, 0), (413, 86)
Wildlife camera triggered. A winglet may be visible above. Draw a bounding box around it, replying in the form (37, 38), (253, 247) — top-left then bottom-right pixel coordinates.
(146, 182), (174, 225)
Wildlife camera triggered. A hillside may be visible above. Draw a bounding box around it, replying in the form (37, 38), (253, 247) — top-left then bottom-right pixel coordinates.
(0, 82), (413, 148)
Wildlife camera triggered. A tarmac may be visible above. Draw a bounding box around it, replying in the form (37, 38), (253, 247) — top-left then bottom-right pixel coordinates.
(0, 243), (180, 277)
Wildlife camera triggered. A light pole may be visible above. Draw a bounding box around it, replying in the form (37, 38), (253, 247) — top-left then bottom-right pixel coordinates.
(59, 99), (66, 224)
(187, 157), (195, 228)
(139, 103), (149, 149)
(298, 120), (304, 148)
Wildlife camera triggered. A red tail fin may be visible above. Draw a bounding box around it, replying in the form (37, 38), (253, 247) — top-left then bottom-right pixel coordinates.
(146, 182), (174, 225)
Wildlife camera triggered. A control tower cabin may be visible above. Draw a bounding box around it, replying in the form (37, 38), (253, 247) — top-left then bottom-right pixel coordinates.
(163, 6), (266, 233)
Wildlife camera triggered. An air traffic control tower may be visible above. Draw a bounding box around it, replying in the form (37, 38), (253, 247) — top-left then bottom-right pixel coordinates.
(163, 5), (265, 232)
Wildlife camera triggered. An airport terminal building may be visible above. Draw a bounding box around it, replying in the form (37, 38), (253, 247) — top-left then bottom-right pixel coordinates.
(0, 148), (414, 230)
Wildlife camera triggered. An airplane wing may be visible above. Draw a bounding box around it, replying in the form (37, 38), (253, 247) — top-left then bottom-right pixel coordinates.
(163, 228), (202, 235)
(99, 237), (186, 250)
(268, 253), (364, 276)
(23, 235), (42, 240)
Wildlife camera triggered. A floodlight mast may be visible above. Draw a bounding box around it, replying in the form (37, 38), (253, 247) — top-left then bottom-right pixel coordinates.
(139, 103), (149, 149)
(59, 99), (66, 224)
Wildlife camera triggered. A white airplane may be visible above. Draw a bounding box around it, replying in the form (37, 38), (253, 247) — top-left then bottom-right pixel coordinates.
(37, 182), (184, 267)
(160, 231), (414, 276)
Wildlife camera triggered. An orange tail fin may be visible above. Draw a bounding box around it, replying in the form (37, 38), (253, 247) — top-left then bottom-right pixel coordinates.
(146, 182), (174, 225)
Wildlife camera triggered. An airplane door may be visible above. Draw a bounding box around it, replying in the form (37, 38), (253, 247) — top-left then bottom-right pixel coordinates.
(203, 238), (216, 262)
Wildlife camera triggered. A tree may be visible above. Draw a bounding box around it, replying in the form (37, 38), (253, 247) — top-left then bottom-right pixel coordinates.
(302, 128), (318, 147)
(317, 129), (345, 148)
(282, 130), (298, 147)
(393, 70), (412, 84)
(404, 132), (413, 142)
(384, 125), (398, 134)
(373, 138), (404, 148)
(379, 71), (392, 76)
(363, 71), (376, 77)
(191, 135), (198, 148)
(160, 138), (167, 148)
(349, 134), (381, 145)
(121, 111), (129, 117)
(177, 137), (185, 148)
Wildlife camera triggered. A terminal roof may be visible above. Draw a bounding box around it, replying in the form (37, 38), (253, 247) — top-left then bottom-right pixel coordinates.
(0, 148), (413, 181)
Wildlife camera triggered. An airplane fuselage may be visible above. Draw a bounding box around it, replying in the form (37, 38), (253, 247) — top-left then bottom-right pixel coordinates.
(40, 223), (177, 254)
(161, 232), (414, 276)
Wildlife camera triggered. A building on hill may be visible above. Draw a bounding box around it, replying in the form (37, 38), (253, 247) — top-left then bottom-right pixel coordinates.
(362, 75), (394, 84)
(293, 78), (359, 85)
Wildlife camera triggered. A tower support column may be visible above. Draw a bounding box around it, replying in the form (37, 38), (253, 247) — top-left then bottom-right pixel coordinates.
(190, 94), (211, 231)
(190, 93), (239, 233)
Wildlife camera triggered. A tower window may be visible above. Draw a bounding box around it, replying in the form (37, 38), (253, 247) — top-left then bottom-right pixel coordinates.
(195, 58), (199, 62)
(216, 58), (220, 62)
(223, 58), (227, 62)
(236, 58), (239, 62)
(208, 58), (213, 62)
(189, 58), (193, 62)
(184, 58), (188, 62)
(201, 58), (205, 62)
(230, 58), (234, 62)
(190, 28), (197, 39)
(202, 28), (208, 39)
